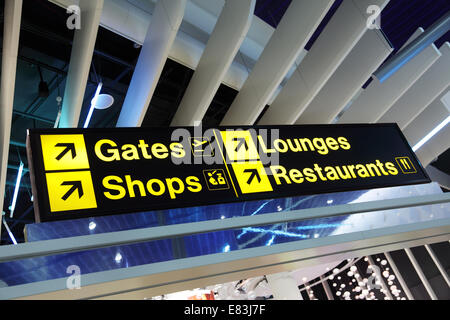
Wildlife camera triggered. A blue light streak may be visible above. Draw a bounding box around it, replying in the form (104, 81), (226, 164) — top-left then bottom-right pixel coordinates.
(412, 115), (450, 152)
(296, 223), (347, 230)
(266, 235), (275, 246)
(83, 82), (103, 128)
(238, 227), (309, 239)
(9, 162), (24, 218)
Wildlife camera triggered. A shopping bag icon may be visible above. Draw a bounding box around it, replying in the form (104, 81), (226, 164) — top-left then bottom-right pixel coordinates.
(203, 169), (229, 190)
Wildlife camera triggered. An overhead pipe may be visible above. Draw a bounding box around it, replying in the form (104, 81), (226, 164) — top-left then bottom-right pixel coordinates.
(7, 164), (29, 172)
(374, 11), (450, 83)
(9, 141), (26, 148)
(17, 55), (124, 97)
(12, 110), (55, 125)
(5, 181), (31, 189)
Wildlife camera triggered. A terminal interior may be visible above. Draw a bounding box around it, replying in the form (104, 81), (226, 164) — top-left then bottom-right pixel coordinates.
(0, 0), (449, 300)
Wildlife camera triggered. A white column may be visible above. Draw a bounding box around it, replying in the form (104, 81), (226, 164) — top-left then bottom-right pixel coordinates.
(170, 0), (255, 126)
(266, 272), (303, 300)
(404, 248), (438, 300)
(384, 252), (414, 300)
(116, 0), (186, 127)
(59, 0), (104, 128)
(259, 0), (390, 125)
(220, 0), (334, 126)
(0, 0), (22, 235)
(378, 42), (450, 129)
(296, 28), (393, 124)
(337, 29), (441, 124)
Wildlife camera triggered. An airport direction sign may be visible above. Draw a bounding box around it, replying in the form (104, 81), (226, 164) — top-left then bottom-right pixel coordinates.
(26, 124), (430, 222)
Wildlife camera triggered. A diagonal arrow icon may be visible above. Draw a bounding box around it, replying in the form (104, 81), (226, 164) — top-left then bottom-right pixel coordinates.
(243, 168), (261, 185)
(55, 143), (76, 160)
(60, 181), (83, 201)
(233, 137), (248, 152)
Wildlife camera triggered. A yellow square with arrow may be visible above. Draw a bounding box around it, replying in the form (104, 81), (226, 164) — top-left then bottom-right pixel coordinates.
(40, 134), (90, 171)
(220, 130), (260, 162)
(231, 161), (273, 194)
(45, 170), (97, 212)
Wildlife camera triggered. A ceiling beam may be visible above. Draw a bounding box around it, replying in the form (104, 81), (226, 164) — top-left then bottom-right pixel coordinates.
(296, 28), (393, 124)
(426, 165), (450, 191)
(403, 89), (450, 147)
(59, 0), (104, 128)
(49, 0), (276, 92)
(116, 0), (186, 127)
(377, 42), (450, 129)
(259, 0), (390, 125)
(220, 0), (334, 125)
(170, 0), (255, 126)
(0, 0), (23, 236)
(401, 88), (450, 166)
(337, 28), (442, 124)
(415, 126), (450, 167)
(374, 11), (450, 83)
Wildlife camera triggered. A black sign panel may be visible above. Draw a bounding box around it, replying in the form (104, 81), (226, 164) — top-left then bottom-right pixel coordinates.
(26, 124), (430, 222)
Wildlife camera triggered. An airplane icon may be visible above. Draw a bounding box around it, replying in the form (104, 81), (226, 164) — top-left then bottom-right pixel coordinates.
(192, 139), (208, 148)
(190, 137), (214, 157)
